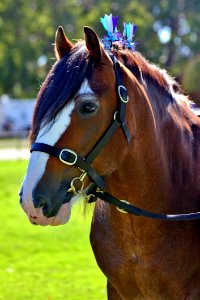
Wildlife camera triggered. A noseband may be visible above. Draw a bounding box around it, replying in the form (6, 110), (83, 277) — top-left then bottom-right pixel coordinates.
(31, 55), (200, 221)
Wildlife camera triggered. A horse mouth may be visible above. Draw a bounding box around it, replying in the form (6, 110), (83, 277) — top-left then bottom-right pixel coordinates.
(28, 202), (72, 226)
(20, 180), (95, 226)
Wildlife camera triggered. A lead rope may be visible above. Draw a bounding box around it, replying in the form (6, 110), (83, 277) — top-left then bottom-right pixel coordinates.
(88, 191), (200, 221)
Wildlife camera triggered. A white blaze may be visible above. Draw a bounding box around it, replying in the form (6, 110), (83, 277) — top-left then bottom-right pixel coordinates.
(76, 79), (93, 96)
(21, 101), (75, 213)
(21, 79), (94, 225)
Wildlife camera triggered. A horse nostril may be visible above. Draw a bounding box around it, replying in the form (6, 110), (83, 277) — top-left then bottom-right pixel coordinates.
(42, 202), (59, 218)
(32, 196), (46, 209)
(30, 215), (37, 219)
(42, 203), (52, 217)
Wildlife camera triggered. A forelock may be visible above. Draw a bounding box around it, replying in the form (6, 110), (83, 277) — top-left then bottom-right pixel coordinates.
(30, 42), (93, 142)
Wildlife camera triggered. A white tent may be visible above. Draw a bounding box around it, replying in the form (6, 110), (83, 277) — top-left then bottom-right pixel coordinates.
(0, 95), (35, 137)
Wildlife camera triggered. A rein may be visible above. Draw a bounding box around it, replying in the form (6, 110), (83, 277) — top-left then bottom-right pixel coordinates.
(31, 56), (200, 221)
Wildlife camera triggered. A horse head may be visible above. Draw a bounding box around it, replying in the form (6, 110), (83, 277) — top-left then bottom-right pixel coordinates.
(19, 26), (134, 226)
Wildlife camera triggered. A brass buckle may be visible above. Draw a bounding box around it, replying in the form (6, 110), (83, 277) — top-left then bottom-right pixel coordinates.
(117, 200), (130, 214)
(59, 149), (77, 165)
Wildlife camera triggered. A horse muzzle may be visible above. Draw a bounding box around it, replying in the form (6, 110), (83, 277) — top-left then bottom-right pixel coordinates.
(19, 185), (73, 226)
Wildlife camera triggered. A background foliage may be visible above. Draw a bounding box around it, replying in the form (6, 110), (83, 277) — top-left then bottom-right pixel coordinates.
(1, 0), (200, 104)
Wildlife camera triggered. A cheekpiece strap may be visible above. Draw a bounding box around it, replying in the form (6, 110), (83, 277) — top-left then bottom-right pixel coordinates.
(110, 55), (131, 143)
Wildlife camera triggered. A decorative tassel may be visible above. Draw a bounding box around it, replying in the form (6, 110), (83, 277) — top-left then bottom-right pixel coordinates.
(100, 14), (118, 36)
(123, 22), (137, 50)
(100, 14), (138, 51)
(100, 14), (121, 50)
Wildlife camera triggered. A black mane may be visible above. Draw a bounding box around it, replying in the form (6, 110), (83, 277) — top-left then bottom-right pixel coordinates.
(32, 42), (92, 139)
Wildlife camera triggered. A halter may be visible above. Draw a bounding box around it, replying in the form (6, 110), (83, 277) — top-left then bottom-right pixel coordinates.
(31, 56), (200, 221)
(31, 55), (130, 191)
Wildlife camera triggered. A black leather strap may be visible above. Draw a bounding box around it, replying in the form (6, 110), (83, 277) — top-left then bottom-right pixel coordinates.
(94, 191), (200, 221)
(31, 142), (58, 157)
(86, 56), (130, 162)
(31, 143), (105, 190)
(86, 119), (121, 163)
(111, 55), (131, 142)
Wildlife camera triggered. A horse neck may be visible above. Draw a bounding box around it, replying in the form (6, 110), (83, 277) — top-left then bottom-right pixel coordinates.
(142, 78), (200, 209)
(107, 61), (199, 215)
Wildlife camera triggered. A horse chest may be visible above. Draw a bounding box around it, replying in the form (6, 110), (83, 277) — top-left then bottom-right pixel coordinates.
(91, 206), (200, 299)
(90, 206), (139, 276)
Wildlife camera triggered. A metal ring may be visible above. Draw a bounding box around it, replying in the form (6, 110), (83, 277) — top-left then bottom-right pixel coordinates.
(70, 177), (84, 193)
(118, 85), (129, 103)
(59, 149), (77, 165)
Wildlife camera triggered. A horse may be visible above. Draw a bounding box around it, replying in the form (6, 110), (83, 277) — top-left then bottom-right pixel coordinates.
(19, 25), (200, 299)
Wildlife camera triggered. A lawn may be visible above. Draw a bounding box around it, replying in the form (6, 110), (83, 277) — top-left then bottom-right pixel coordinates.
(0, 160), (106, 300)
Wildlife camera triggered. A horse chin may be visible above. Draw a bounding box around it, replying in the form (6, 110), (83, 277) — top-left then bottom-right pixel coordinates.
(23, 202), (72, 226)
(49, 202), (72, 226)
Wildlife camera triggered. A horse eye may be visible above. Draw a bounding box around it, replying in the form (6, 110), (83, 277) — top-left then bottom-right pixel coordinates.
(79, 101), (98, 115)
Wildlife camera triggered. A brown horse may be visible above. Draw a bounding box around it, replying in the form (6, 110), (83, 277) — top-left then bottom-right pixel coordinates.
(20, 26), (200, 299)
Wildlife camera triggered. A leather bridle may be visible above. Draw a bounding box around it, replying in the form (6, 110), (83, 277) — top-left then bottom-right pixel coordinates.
(31, 55), (200, 221)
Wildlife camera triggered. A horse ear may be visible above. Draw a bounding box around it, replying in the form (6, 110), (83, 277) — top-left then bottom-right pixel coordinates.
(84, 26), (102, 62)
(55, 26), (73, 60)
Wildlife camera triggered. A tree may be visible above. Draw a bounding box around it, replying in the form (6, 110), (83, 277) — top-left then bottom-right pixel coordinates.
(0, 0), (200, 103)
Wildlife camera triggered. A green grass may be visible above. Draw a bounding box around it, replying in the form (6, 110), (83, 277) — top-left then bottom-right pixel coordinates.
(0, 160), (106, 300)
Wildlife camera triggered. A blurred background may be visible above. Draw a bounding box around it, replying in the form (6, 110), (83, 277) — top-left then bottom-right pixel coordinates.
(1, 0), (200, 139)
(0, 1), (200, 299)
(1, 0), (200, 140)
